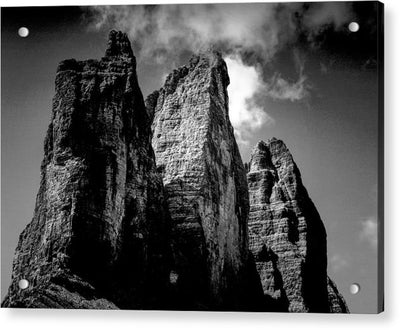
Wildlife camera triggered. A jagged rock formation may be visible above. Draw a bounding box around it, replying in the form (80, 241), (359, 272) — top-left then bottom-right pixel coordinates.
(2, 31), (171, 309)
(148, 51), (263, 310)
(328, 277), (349, 313)
(2, 30), (347, 313)
(247, 139), (348, 313)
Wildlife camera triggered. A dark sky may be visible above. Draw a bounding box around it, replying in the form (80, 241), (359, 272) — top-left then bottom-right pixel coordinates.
(1, 2), (381, 313)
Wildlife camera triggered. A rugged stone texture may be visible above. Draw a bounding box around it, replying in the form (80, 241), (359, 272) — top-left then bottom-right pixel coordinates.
(3, 30), (347, 313)
(1, 274), (118, 309)
(2, 30), (171, 309)
(327, 277), (349, 313)
(148, 51), (263, 310)
(247, 139), (333, 313)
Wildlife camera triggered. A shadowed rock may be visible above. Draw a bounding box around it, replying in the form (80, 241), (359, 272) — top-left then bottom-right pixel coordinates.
(2, 30), (347, 313)
(327, 277), (349, 313)
(104, 30), (134, 58)
(2, 31), (171, 309)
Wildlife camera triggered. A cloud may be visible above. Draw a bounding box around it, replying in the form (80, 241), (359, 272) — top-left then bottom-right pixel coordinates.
(266, 73), (310, 102)
(86, 4), (287, 63)
(303, 2), (353, 33)
(329, 254), (349, 273)
(225, 56), (274, 145)
(267, 67), (310, 103)
(85, 3), (353, 142)
(320, 62), (328, 74)
(86, 3), (353, 65)
(360, 216), (378, 248)
(265, 50), (311, 102)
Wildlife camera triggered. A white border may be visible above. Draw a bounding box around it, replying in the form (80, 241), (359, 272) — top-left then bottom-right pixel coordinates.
(1, 0), (399, 329)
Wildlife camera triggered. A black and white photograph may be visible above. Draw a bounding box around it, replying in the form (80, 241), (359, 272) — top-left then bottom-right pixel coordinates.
(1, 1), (383, 315)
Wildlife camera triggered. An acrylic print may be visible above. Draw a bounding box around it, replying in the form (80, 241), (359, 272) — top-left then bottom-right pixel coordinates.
(1, 2), (383, 313)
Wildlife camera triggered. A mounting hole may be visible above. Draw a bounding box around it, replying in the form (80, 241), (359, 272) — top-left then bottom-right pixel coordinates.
(348, 22), (359, 32)
(350, 283), (360, 294)
(18, 279), (29, 290)
(18, 27), (29, 38)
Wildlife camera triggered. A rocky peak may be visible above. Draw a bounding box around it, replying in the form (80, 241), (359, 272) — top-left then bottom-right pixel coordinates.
(2, 30), (348, 313)
(148, 51), (262, 310)
(247, 138), (338, 312)
(104, 30), (134, 59)
(2, 31), (170, 309)
(146, 49), (230, 128)
(249, 140), (275, 172)
(160, 50), (229, 95)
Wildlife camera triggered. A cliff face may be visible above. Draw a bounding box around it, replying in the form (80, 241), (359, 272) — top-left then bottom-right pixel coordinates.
(2, 31), (171, 309)
(148, 51), (262, 310)
(3, 31), (347, 312)
(247, 139), (335, 312)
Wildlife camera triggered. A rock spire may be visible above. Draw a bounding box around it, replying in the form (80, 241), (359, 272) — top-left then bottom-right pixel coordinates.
(2, 31), (171, 309)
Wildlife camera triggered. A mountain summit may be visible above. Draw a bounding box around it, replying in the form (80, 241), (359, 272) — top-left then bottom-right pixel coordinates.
(2, 30), (170, 309)
(247, 139), (348, 312)
(148, 50), (262, 310)
(2, 32), (347, 312)
(104, 30), (134, 58)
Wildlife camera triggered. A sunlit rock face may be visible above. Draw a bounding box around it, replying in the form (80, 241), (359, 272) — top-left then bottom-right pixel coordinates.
(247, 139), (344, 313)
(148, 51), (263, 310)
(2, 31), (171, 309)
